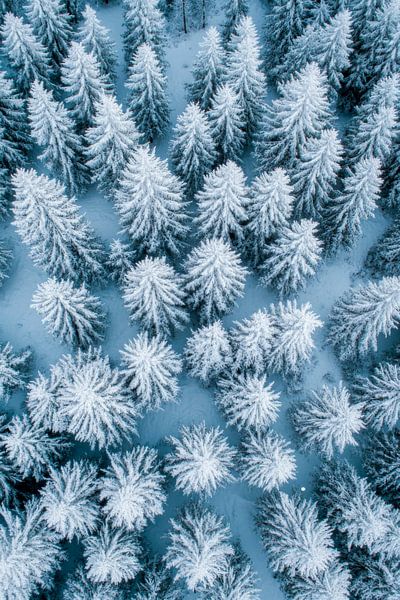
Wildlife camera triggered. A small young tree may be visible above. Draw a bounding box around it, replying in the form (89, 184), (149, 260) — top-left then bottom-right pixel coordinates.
(123, 0), (166, 68)
(165, 504), (234, 592)
(245, 168), (294, 265)
(364, 430), (400, 505)
(239, 430), (296, 492)
(184, 238), (247, 323)
(217, 374), (281, 431)
(0, 13), (52, 93)
(195, 161), (249, 243)
(291, 382), (365, 458)
(77, 4), (117, 83)
(286, 561), (351, 600)
(0, 241), (12, 288)
(116, 146), (188, 256)
(0, 341), (31, 401)
(353, 362), (400, 430)
(291, 128), (343, 219)
(12, 169), (105, 283)
(122, 257), (188, 336)
(188, 27), (225, 110)
(134, 559), (182, 600)
(263, 0), (304, 76)
(257, 491), (337, 579)
(170, 102), (216, 194)
(165, 423), (236, 496)
(184, 321), (232, 384)
(106, 239), (136, 284)
(85, 94), (140, 194)
(120, 332), (182, 412)
(31, 278), (106, 348)
(329, 277), (400, 360)
(208, 84), (245, 163)
(28, 81), (87, 195)
(0, 71), (30, 171)
(222, 0), (248, 44)
(261, 219), (322, 296)
(100, 446), (166, 531)
(40, 460), (99, 541)
(26, 0), (72, 64)
(230, 310), (274, 374)
(206, 547), (259, 600)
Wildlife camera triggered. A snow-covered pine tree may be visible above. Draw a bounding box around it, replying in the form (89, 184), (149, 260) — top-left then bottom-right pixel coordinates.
(77, 5), (117, 83)
(323, 156), (382, 253)
(0, 241), (12, 288)
(291, 128), (343, 219)
(56, 348), (138, 449)
(285, 561), (351, 600)
(347, 106), (398, 169)
(195, 161), (249, 244)
(0, 169), (9, 220)
(0, 71), (30, 171)
(255, 63), (332, 173)
(208, 84), (245, 163)
(350, 0), (384, 46)
(120, 332), (182, 411)
(26, 0), (72, 65)
(0, 341), (30, 401)
(84, 524), (141, 585)
(40, 460), (99, 541)
(188, 27), (225, 111)
(239, 430), (296, 492)
(123, 0), (166, 68)
(116, 146), (188, 256)
(222, 0), (248, 44)
(184, 321), (232, 384)
(164, 504), (234, 591)
(0, 414), (67, 480)
(64, 567), (125, 600)
(106, 239), (136, 284)
(0, 13), (52, 93)
(134, 558), (182, 600)
(26, 362), (66, 431)
(122, 257), (188, 336)
(126, 43), (169, 142)
(328, 277), (400, 360)
(304, 0), (332, 26)
(257, 491), (337, 579)
(205, 547), (260, 600)
(28, 81), (87, 195)
(268, 301), (323, 377)
(170, 102), (216, 194)
(261, 219), (322, 296)
(230, 310), (274, 374)
(12, 169), (105, 283)
(0, 499), (63, 599)
(350, 553), (400, 600)
(0, 443), (18, 506)
(217, 374), (281, 431)
(165, 423), (236, 496)
(245, 168), (294, 265)
(364, 430), (400, 505)
(184, 238), (247, 323)
(85, 93), (140, 194)
(352, 362), (400, 430)
(100, 446), (166, 531)
(263, 0), (304, 78)
(225, 16), (266, 137)
(31, 278), (106, 348)
(61, 42), (110, 128)
(291, 382), (364, 458)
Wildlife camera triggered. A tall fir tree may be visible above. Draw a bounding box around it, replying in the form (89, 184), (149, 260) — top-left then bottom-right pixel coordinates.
(208, 84), (245, 163)
(0, 342), (31, 401)
(353, 362), (400, 431)
(263, 0), (305, 78)
(77, 4), (117, 83)
(26, 0), (72, 65)
(222, 0), (248, 44)
(364, 429), (400, 505)
(0, 71), (30, 171)
(188, 27), (225, 111)
(346, 105), (398, 168)
(184, 321), (232, 385)
(123, 0), (166, 68)
(230, 309), (275, 374)
(366, 218), (400, 276)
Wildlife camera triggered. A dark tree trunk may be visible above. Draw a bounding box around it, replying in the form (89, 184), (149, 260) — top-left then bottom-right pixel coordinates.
(182, 0), (188, 33)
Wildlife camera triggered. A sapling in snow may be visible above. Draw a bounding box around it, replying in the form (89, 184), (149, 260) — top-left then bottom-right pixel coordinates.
(229, 310), (275, 374)
(184, 321), (232, 384)
(188, 26), (225, 110)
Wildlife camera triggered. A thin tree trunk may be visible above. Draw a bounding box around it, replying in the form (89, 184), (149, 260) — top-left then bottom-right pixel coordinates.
(182, 0), (188, 33)
(202, 0), (206, 28)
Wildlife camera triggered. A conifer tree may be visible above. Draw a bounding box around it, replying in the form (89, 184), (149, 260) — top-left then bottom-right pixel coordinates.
(126, 43), (169, 142)
(217, 374), (281, 431)
(350, 553), (400, 600)
(0, 241), (12, 288)
(116, 146), (188, 256)
(12, 169), (105, 283)
(0, 446), (18, 506)
(170, 102), (216, 194)
(26, 0), (72, 64)
(329, 277), (400, 360)
(291, 128), (343, 219)
(261, 219), (322, 295)
(257, 491), (337, 579)
(239, 430), (296, 492)
(188, 27), (225, 110)
(1, 13), (52, 93)
(40, 460), (99, 541)
(106, 239), (136, 284)
(222, 0), (248, 43)
(85, 94), (140, 194)
(324, 157), (382, 252)
(100, 446), (166, 531)
(225, 16), (266, 136)
(286, 561), (351, 600)
(134, 559), (182, 600)
(263, 0), (304, 77)
(77, 5), (117, 83)
(184, 238), (247, 323)
(64, 567), (124, 600)
(123, 0), (166, 67)
(230, 309), (275, 374)
(122, 257), (188, 336)
(208, 84), (245, 163)
(0, 71), (30, 171)
(28, 81), (87, 195)
(245, 168), (294, 265)
(195, 161), (249, 243)
(304, 0), (331, 26)
(120, 332), (182, 412)
(347, 105), (398, 168)
(0, 342), (31, 401)
(353, 362), (400, 430)
(364, 429), (400, 505)
(0, 169), (9, 219)
(255, 63), (331, 173)
(31, 278), (106, 348)
(165, 504), (234, 592)
(291, 382), (364, 458)
(350, 0), (384, 44)
(184, 321), (232, 384)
